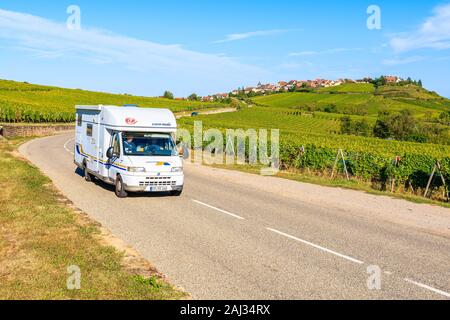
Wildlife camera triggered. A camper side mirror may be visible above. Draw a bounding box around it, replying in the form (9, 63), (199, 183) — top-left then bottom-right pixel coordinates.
(106, 147), (115, 159)
(182, 145), (190, 160)
(178, 144), (190, 160)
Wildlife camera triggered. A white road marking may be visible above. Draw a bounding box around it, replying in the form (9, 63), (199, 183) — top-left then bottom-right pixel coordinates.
(192, 200), (246, 220)
(404, 278), (450, 298)
(64, 138), (75, 155)
(267, 227), (365, 265)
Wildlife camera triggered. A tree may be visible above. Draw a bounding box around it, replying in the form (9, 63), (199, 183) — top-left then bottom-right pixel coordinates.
(229, 98), (241, 110)
(188, 93), (199, 101)
(324, 104), (337, 113)
(354, 119), (371, 137)
(371, 76), (387, 89)
(340, 117), (352, 134)
(390, 109), (417, 140)
(439, 111), (450, 126)
(163, 91), (174, 100)
(373, 118), (390, 139)
(340, 117), (372, 137)
(418, 79), (423, 88)
(373, 109), (418, 140)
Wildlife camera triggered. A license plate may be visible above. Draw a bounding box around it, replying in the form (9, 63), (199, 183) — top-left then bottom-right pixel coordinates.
(146, 186), (171, 192)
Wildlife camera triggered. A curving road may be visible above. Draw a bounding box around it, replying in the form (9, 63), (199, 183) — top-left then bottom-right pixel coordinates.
(20, 132), (450, 300)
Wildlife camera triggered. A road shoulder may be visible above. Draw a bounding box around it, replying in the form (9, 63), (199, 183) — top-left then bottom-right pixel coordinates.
(184, 161), (450, 239)
(1, 136), (187, 299)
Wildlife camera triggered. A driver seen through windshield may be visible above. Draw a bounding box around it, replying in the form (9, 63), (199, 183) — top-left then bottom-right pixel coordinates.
(122, 133), (177, 156)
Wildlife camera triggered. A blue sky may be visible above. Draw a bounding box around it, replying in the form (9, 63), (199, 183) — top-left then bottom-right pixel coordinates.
(1, 1), (450, 97)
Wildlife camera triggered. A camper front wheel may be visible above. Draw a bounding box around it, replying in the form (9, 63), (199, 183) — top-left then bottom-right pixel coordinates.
(171, 189), (183, 197)
(115, 175), (128, 198)
(83, 164), (93, 182)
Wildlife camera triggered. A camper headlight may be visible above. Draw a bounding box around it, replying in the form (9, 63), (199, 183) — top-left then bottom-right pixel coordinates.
(127, 167), (146, 173)
(171, 167), (183, 173)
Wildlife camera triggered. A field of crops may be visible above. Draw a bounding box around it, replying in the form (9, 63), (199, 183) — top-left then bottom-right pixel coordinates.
(376, 84), (441, 100)
(180, 107), (340, 135)
(2, 78), (449, 197)
(0, 80), (226, 123)
(179, 105), (450, 197)
(316, 83), (375, 93)
(253, 84), (450, 117)
(277, 132), (450, 195)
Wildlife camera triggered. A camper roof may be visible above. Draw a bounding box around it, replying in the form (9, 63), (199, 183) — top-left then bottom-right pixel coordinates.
(76, 105), (177, 132)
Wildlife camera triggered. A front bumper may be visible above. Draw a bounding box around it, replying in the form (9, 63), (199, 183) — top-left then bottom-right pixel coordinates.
(122, 172), (184, 192)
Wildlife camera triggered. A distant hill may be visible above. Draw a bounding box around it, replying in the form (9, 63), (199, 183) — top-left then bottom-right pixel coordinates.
(0, 79), (226, 123)
(177, 82), (450, 146)
(252, 83), (450, 118)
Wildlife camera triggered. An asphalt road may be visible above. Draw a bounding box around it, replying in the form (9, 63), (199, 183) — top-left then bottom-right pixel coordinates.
(20, 132), (450, 300)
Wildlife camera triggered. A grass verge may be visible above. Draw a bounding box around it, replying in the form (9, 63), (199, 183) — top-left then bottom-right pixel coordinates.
(0, 136), (187, 300)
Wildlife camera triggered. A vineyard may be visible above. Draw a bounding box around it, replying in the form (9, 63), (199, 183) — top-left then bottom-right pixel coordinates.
(0, 79), (226, 123)
(180, 107), (341, 135)
(2, 78), (450, 199)
(179, 103), (450, 200)
(252, 84), (450, 117)
(316, 83), (375, 93)
(278, 132), (450, 186)
(0, 99), (76, 123)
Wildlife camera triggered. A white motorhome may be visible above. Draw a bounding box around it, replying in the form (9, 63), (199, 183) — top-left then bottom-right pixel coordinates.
(74, 105), (184, 198)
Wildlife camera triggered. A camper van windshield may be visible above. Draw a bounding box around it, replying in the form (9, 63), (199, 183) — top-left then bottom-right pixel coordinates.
(122, 133), (177, 157)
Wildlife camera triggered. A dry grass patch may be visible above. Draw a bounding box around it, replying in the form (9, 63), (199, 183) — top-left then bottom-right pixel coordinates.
(0, 137), (187, 300)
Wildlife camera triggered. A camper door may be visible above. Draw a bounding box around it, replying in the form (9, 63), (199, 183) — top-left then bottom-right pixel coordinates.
(108, 132), (123, 181)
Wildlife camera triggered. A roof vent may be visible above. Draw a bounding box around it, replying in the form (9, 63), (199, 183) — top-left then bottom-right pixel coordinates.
(123, 104), (139, 108)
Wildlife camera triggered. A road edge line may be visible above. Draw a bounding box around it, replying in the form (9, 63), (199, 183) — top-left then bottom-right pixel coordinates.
(192, 200), (246, 220)
(267, 227), (364, 265)
(404, 278), (450, 298)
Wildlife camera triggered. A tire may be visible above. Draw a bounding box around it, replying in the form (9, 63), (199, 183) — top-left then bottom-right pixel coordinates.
(170, 188), (183, 197)
(115, 175), (128, 198)
(84, 165), (93, 182)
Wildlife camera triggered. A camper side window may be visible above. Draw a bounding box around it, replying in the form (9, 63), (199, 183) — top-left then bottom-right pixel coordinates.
(87, 124), (93, 137)
(77, 114), (82, 127)
(112, 134), (121, 155)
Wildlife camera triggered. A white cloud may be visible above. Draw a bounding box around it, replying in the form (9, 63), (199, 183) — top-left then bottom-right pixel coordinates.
(213, 29), (288, 43)
(382, 56), (426, 66)
(276, 61), (315, 69)
(390, 4), (450, 52)
(289, 51), (317, 56)
(0, 9), (265, 94)
(289, 48), (362, 56)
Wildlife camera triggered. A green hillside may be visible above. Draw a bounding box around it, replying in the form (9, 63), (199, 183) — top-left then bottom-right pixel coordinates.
(1, 78), (449, 198)
(178, 82), (450, 197)
(179, 101), (450, 198)
(316, 83), (375, 93)
(252, 84), (450, 117)
(0, 80), (227, 123)
(180, 107), (341, 135)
